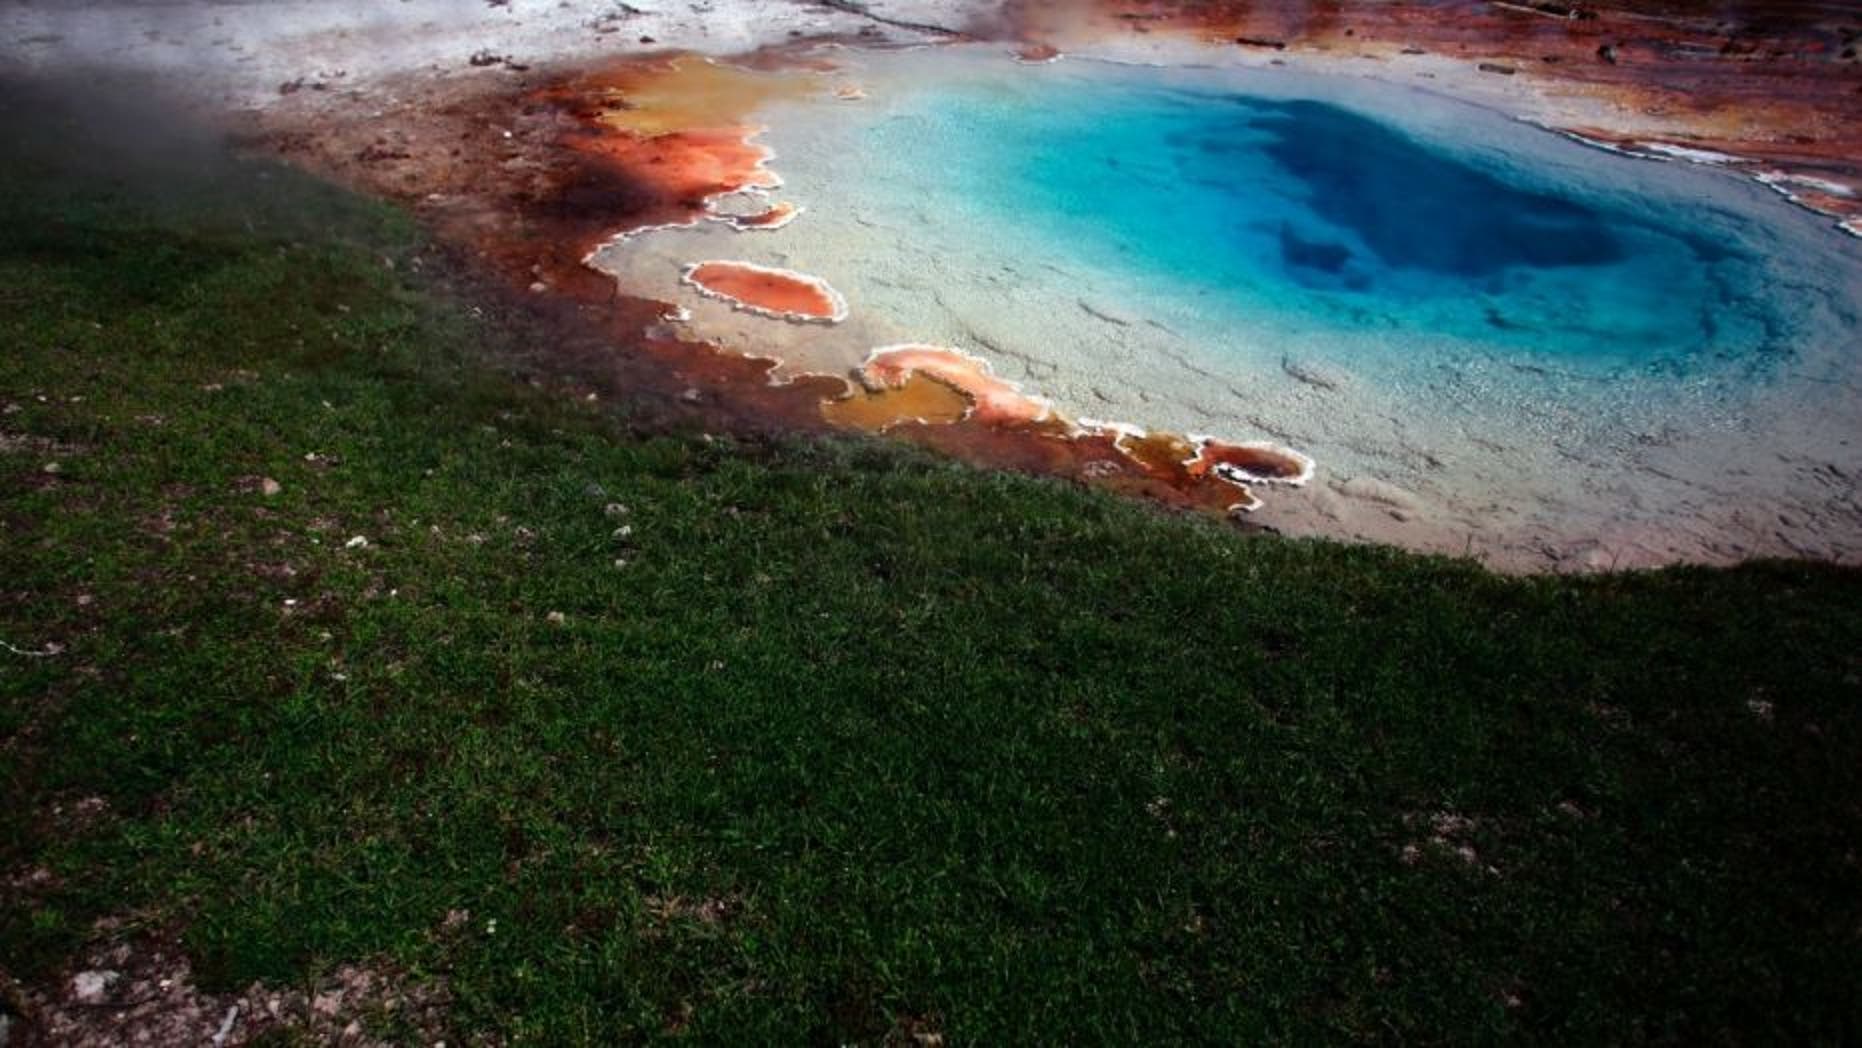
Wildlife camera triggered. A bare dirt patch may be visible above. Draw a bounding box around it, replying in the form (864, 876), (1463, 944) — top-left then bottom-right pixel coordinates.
(12, 927), (453, 1047)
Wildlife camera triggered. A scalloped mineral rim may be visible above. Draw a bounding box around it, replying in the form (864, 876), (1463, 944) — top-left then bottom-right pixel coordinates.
(679, 260), (850, 324)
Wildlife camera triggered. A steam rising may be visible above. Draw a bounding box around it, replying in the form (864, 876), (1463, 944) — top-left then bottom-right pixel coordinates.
(0, 1), (1014, 108)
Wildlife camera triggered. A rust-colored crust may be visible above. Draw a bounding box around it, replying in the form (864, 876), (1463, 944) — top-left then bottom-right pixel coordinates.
(681, 261), (849, 322)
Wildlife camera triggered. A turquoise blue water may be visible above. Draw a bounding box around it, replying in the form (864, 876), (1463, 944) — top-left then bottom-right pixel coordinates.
(851, 68), (1789, 371)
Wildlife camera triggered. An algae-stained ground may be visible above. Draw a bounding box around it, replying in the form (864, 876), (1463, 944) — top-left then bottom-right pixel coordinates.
(1, 117), (1860, 1044)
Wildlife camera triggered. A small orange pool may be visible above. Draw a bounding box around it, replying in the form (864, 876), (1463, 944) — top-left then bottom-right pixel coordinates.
(681, 260), (848, 323)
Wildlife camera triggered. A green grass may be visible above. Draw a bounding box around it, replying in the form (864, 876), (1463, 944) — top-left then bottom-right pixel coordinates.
(2, 138), (1859, 1044)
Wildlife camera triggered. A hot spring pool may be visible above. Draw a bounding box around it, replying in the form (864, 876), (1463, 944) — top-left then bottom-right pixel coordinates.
(594, 47), (1862, 567)
(856, 74), (1785, 369)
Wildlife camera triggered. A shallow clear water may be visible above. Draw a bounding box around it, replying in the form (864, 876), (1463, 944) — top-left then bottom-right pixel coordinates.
(856, 70), (1780, 368)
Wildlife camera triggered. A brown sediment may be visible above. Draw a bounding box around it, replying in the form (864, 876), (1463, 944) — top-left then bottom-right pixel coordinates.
(832, 394), (1271, 516)
(859, 344), (1056, 425)
(1115, 430), (1286, 509)
(537, 56), (808, 240)
(821, 371), (973, 429)
(1112, 431), (1260, 510)
(1117, 430), (1201, 475)
(681, 260), (849, 322)
(832, 345), (1310, 513)
(900, 413), (1271, 516)
(561, 122), (780, 233)
(1189, 438), (1316, 486)
(564, 55), (814, 137)
(1014, 43), (1065, 63)
(1004, 1), (1862, 231)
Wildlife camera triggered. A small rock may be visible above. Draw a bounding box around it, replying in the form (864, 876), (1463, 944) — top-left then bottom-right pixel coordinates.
(344, 535), (369, 550)
(603, 502), (630, 518)
(70, 969), (120, 1003)
(546, 611), (567, 626)
(260, 477), (283, 497)
(41, 461), (61, 474)
(312, 991), (344, 1017)
(211, 1004), (240, 1046)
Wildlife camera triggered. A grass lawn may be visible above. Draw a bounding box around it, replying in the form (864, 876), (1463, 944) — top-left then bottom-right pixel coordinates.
(2, 127), (1859, 1044)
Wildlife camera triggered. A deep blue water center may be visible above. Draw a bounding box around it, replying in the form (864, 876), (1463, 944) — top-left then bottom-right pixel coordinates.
(1241, 99), (1626, 280)
(869, 73), (1783, 365)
